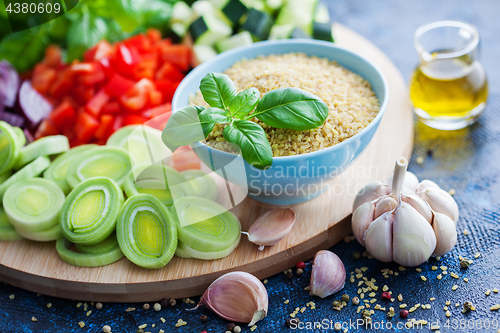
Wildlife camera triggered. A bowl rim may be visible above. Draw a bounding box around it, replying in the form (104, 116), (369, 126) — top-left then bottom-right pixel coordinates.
(172, 39), (389, 163)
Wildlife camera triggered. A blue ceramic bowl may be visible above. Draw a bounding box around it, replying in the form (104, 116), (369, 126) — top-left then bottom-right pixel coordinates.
(172, 39), (388, 205)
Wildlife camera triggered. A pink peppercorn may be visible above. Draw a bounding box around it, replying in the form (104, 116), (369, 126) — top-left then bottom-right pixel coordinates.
(381, 291), (391, 300)
(296, 261), (306, 270)
(400, 310), (409, 318)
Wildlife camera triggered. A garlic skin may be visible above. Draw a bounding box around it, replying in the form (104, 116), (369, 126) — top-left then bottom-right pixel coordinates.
(374, 196), (398, 219)
(353, 181), (389, 211)
(416, 187), (459, 223)
(416, 179), (440, 192)
(310, 250), (346, 298)
(387, 171), (419, 192)
(364, 212), (394, 262)
(196, 271), (268, 326)
(245, 208), (296, 251)
(432, 212), (457, 256)
(402, 194), (433, 223)
(351, 201), (375, 246)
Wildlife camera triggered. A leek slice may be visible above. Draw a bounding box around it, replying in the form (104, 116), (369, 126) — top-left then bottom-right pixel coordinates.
(15, 135), (70, 169)
(175, 234), (241, 260)
(0, 205), (22, 241)
(75, 233), (120, 254)
(106, 125), (170, 167)
(171, 196), (241, 259)
(3, 177), (65, 233)
(0, 170), (12, 184)
(0, 156), (51, 201)
(0, 121), (25, 174)
(43, 144), (98, 195)
(124, 163), (193, 206)
(66, 146), (132, 189)
(16, 224), (62, 242)
(116, 194), (177, 269)
(56, 236), (124, 267)
(60, 177), (124, 245)
(181, 170), (218, 201)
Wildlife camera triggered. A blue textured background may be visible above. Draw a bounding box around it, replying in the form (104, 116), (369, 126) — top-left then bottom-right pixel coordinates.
(2, 0), (500, 332)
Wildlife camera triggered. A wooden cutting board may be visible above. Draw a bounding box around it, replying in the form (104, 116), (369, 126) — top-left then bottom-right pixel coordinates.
(0, 24), (413, 302)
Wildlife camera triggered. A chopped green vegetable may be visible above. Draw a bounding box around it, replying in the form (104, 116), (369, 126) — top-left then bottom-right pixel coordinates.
(181, 169), (219, 201)
(189, 14), (232, 46)
(15, 135), (70, 170)
(215, 30), (254, 53)
(241, 8), (274, 40)
(56, 236), (124, 267)
(0, 156), (51, 201)
(0, 205), (22, 241)
(16, 224), (62, 242)
(0, 121), (25, 174)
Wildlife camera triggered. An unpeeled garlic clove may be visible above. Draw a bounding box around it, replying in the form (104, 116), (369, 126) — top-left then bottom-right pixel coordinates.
(195, 271), (268, 326)
(387, 171), (419, 192)
(415, 179), (440, 192)
(374, 195), (398, 219)
(416, 187), (459, 223)
(351, 201), (375, 246)
(310, 250), (346, 298)
(392, 202), (437, 267)
(402, 194), (433, 224)
(245, 208), (296, 250)
(353, 181), (389, 211)
(432, 212), (457, 256)
(364, 211), (394, 262)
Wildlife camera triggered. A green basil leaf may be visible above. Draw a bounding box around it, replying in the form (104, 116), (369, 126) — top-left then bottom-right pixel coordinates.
(88, 0), (145, 32)
(254, 87), (329, 130)
(66, 12), (108, 62)
(199, 107), (231, 137)
(229, 87), (260, 119)
(162, 105), (207, 152)
(0, 27), (47, 72)
(223, 120), (273, 169)
(142, 1), (174, 28)
(200, 73), (237, 110)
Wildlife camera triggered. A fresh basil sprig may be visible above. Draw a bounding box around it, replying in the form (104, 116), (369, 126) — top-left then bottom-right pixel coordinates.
(162, 73), (329, 169)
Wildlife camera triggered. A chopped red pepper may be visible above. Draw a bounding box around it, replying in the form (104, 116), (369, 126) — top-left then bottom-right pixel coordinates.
(49, 101), (76, 130)
(101, 101), (122, 114)
(94, 114), (115, 140)
(85, 88), (110, 118)
(156, 62), (185, 82)
(75, 112), (100, 142)
(105, 74), (136, 98)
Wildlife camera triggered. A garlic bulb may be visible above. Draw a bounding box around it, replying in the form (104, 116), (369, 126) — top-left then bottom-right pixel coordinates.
(244, 208), (296, 250)
(194, 271), (268, 326)
(310, 250), (346, 298)
(351, 157), (459, 266)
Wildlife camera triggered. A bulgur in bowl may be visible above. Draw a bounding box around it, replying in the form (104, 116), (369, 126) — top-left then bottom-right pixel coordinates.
(172, 40), (388, 205)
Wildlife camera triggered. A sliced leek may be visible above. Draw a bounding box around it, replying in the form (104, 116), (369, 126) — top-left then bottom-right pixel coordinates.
(116, 194), (177, 269)
(171, 196), (241, 260)
(181, 170), (218, 201)
(16, 224), (62, 242)
(66, 146), (132, 189)
(3, 177), (65, 233)
(75, 233), (120, 254)
(60, 177), (124, 245)
(0, 170), (12, 184)
(0, 121), (25, 174)
(15, 135), (70, 169)
(107, 125), (170, 167)
(0, 205), (22, 241)
(124, 163), (193, 207)
(175, 234), (241, 260)
(56, 236), (124, 267)
(0, 156), (51, 201)
(43, 144), (98, 194)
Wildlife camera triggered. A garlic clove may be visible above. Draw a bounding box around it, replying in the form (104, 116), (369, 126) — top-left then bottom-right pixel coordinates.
(416, 187), (459, 223)
(351, 201), (375, 246)
(432, 212), (457, 256)
(246, 208), (296, 250)
(393, 202), (437, 267)
(364, 211), (394, 262)
(415, 179), (441, 192)
(402, 194), (433, 224)
(374, 195), (397, 219)
(310, 250), (346, 298)
(387, 171), (419, 192)
(353, 181), (389, 211)
(196, 271), (268, 326)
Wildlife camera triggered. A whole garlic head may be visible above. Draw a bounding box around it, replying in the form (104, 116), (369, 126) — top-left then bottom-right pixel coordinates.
(351, 157), (459, 267)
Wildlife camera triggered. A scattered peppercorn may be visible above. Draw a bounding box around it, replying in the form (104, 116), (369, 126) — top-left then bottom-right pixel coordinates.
(137, 329), (144, 333)
(142, 303), (150, 311)
(381, 292), (391, 300)
(460, 258), (472, 269)
(352, 251), (361, 260)
(153, 303), (161, 311)
(159, 299), (169, 308)
(400, 310), (409, 318)
(296, 268), (304, 276)
(102, 325), (111, 333)
(227, 323), (236, 331)
(95, 302), (103, 310)
(464, 301), (473, 312)
(332, 300), (341, 307)
(426, 149), (433, 157)
(285, 269), (293, 279)
(296, 261), (306, 270)
(352, 297), (360, 305)
(341, 294), (349, 302)
(168, 298), (176, 307)
(234, 326), (241, 333)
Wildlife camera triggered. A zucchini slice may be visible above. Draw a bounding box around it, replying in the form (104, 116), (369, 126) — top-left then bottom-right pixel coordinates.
(192, 44), (218, 65)
(189, 14), (232, 45)
(220, 0), (248, 25)
(0, 156), (51, 201)
(116, 194), (178, 269)
(15, 135), (70, 169)
(43, 144), (98, 195)
(276, 0), (318, 35)
(3, 177), (65, 233)
(56, 236), (124, 267)
(312, 22), (333, 42)
(60, 177), (124, 245)
(171, 196), (241, 259)
(181, 169), (218, 201)
(241, 8), (274, 40)
(0, 121), (25, 174)
(215, 30), (253, 53)
(66, 146), (132, 189)
(0, 205), (22, 241)
(314, 2), (331, 23)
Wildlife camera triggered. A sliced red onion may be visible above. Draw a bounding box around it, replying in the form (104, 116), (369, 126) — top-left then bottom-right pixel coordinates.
(0, 110), (25, 128)
(18, 81), (52, 127)
(0, 60), (20, 108)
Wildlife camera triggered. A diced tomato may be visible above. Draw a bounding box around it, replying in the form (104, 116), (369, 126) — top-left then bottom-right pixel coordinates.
(171, 146), (201, 171)
(133, 53), (158, 81)
(84, 40), (113, 62)
(155, 62), (185, 82)
(105, 74), (135, 98)
(114, 43), (141, 76)
(85, 88), (110, 118)
(43, 45), (63, 69)
(75, 112), (100, 142)
(120, 78), (155, 111)
(49, 69), (74, 99)
(31, 63), (57, 95)
(34, 119), (59, 139)
(94, 114), (115, 140)
(159, 44), (191, 71)
(101, 101), (122, 114)
(155, 80), (179, 102)
(142, 103), (172, 119)
(49, 101), (76, 130)
(123, 114), (148, 126)
(73, 85), (95, 104)
(123, 34), (151, 54)
(147, 28), (162, 44)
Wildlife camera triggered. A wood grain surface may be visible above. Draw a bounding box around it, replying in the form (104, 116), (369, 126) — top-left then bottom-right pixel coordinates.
(0, 24), (414, 302)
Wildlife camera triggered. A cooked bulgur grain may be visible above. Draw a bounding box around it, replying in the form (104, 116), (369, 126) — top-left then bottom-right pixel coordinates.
(192, 53), (379, 156)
